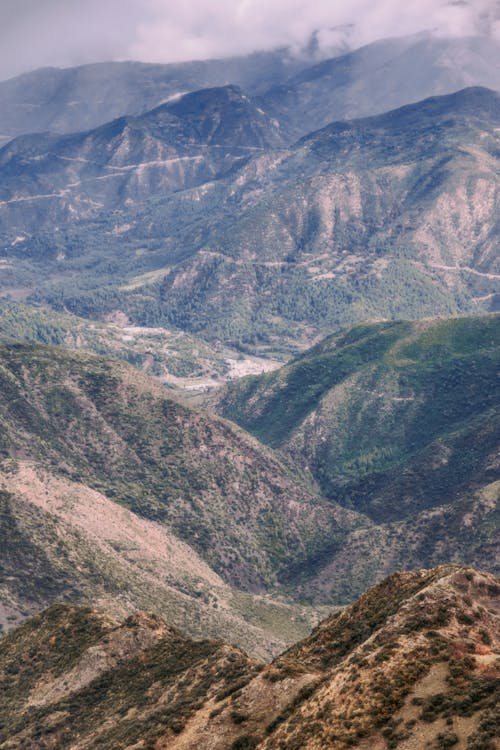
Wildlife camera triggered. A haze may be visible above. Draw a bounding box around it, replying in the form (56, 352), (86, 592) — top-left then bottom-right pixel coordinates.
(1, 0), (499, 81)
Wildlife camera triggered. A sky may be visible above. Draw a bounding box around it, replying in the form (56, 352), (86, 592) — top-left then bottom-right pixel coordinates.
(0, 0), (499, 80)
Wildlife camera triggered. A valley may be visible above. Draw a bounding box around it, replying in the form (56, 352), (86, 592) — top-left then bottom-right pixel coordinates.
(0, 18), (498, 749)
(0, 315), (497, 627)
(0, 298), (282, 391)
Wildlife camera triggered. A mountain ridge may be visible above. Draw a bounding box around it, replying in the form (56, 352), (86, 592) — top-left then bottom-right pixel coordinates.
(1, 564), (498, 749)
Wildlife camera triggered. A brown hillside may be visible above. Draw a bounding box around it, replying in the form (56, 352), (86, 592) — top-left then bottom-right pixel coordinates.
(0, 566), (498, 750)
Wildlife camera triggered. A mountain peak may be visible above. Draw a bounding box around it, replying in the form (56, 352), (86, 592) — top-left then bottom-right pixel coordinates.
(148, 83), (284, 148)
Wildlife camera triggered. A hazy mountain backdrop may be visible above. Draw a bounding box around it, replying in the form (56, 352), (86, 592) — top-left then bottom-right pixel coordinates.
(0, 26), (498, 749)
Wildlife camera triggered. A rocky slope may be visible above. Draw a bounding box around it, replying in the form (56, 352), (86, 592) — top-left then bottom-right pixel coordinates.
(1, 87), (497, 352)
(1, 565), (498, 749)
(0, 462), (323, 660)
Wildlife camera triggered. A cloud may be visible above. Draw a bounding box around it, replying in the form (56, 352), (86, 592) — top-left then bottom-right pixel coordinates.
(0, 0), (141, 79)
(0, 0), (499, 80)
(131, 0), (500, 63)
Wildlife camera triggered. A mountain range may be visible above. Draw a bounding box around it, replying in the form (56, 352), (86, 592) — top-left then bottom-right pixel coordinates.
(0, 85), (498, 353)
(0, 28), (498, 747)
(0, 33), (499, 144)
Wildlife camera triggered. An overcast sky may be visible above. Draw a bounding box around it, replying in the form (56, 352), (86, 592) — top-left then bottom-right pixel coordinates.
(1, 0), (499, 80)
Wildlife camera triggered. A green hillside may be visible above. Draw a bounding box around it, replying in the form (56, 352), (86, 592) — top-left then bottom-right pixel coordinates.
(217, 314), (499, 519)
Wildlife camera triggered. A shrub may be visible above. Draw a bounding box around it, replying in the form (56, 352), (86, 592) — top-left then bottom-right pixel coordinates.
(436, 730), (459, 748)
(231, 736), (259, 750)
(231, 711), (249, 725)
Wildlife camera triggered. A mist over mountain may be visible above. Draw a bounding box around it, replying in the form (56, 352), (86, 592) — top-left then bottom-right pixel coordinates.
(263, 33), (500, 138)
(0, 8), (498, 745)
(0, 32), (498, 148)
(1, 0), (498, 79)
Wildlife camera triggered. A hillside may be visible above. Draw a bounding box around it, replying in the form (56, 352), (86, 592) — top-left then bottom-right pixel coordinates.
(1, 566), (498, 749)
(0, 87), (497, 353)
(0, 342), (362, 650)
(261, 566), (500, 750)
(216, 314), (500, 598)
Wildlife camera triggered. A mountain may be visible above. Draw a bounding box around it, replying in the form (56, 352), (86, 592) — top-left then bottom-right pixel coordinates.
(0, 87), (498, 352)
(1, 34), (498, 147)
(263, 33), (500, 139)
(0, 319), (496, 633)
(0, 84), (284, 233)
(1, 565), (498, 749)
(0, 49), (308, 145)
(215, 314), (500, 599)
(0, 341), (363, 650)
